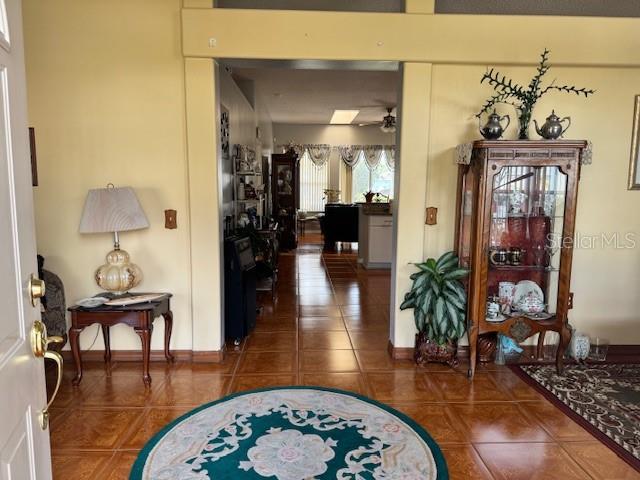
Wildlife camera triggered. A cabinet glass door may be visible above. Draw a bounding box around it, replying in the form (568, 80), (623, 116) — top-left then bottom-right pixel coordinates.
(487, 165), (568, 322)
(458, 165), (478, 269)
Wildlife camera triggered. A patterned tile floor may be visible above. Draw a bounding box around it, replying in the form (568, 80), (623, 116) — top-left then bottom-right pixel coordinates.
(47, 235), (639, 479)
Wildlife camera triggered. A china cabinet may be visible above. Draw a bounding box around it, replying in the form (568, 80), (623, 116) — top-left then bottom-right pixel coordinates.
(271, 149), (299, 250)
(456, 140), (588, 378)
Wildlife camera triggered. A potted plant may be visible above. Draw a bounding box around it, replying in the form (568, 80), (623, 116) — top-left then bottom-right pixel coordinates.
(400, 251), (469, 366)
(364, 191), (376, 203)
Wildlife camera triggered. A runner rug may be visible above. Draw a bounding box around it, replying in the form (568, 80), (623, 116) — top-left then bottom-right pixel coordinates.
(512, 363), (640, 471)
(131, 386), (448, 479)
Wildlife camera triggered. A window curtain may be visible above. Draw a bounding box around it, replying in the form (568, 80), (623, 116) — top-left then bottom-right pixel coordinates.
(339, 160), (353, 204)
(299, 151), (329, 212)
(384, 146), (396, 170)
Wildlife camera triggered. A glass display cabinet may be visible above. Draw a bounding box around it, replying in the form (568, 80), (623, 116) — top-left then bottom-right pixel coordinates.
(456, 140), (588, 378)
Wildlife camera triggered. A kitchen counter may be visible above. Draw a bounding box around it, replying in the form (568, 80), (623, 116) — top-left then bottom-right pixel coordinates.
(357, 205), (393, 269)
(357, 202), (392, 215)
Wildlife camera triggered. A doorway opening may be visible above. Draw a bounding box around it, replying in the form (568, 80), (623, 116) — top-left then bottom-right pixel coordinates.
(218, 59), (401, 361)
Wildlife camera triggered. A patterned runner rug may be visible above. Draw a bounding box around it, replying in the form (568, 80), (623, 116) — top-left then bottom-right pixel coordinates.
(131, 387), (448, 479)
(512, 363), (640, 471)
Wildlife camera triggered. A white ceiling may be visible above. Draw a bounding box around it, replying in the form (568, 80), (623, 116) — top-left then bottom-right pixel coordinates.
(229, 66), (400, 125)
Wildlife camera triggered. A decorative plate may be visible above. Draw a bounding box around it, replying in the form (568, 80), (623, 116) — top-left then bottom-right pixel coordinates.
(75, 297), (110, 308)
(522, 311), (553, 321)
(514, 280), (544, 305)
(485, 313), (507, 323)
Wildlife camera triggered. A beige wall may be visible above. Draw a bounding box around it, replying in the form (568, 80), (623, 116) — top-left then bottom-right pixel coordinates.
(24, 0), (194, 351)
(22, 2), (640, 355)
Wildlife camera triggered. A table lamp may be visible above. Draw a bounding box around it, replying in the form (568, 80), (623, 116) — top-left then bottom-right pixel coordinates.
(79, 184), (149, 295)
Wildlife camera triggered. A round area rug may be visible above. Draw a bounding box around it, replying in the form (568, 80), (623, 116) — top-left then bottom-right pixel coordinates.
(131, 387), (448, 480)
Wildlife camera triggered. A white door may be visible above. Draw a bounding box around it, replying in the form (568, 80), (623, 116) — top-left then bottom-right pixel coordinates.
(0, 0), (55, 478)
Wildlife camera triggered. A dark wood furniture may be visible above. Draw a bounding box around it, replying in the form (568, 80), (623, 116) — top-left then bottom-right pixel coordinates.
(68, 293), (174, 386)
(256, 227), (279, 299)
(456, 140), (587, 378)
(321, 204), (359, 250)
(271, 149), (299, 249)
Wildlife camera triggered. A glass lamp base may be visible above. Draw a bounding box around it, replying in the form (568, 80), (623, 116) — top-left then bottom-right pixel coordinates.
(95, 248), (142, 295)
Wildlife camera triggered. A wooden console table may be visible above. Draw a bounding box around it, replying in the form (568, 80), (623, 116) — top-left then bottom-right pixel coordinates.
(68, 293), (174, 386)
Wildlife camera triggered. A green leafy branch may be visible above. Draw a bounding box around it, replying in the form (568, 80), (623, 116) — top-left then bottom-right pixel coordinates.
(476, 48), (595, 119)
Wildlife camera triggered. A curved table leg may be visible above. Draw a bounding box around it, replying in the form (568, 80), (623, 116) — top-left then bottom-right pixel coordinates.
(135, 326), (153, 386)
(69, 327), (84, 386)
(162, 311), (175, 363)
(101, 324), (111, 363)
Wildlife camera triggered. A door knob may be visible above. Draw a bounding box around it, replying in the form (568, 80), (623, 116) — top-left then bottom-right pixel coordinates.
(30, 320), (64, 430)
(28, 274), (46, 307)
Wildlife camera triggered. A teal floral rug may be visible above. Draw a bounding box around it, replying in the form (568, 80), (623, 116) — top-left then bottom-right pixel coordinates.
(131, 387), (448, 479)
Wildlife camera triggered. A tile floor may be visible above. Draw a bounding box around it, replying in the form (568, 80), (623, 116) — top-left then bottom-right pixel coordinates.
(47, 236), (639, 479)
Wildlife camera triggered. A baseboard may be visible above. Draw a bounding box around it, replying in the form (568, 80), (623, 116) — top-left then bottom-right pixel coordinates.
(387, 340), (413, 360)
(192, 349), (225, 363)
(60, 349), (225, 364)
(386, 340), (640, 363)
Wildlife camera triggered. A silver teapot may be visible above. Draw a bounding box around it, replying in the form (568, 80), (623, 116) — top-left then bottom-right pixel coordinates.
(534, 110), (571, 139)
(479, 109), (510, 140)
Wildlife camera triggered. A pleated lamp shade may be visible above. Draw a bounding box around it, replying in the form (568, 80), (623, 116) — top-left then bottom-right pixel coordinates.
(79, 186), (149, 234)
(79, 186), (149, 294)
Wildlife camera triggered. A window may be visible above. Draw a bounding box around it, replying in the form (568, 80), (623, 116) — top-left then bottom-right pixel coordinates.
(351, 150), (394, 202)
(299, 151), (330, 212)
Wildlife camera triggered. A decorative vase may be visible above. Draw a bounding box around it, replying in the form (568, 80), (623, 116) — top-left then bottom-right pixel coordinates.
(414, 332), (458, 366)
(477, 333), (497, 362)
(364, 191), (375, 203)
(517, 108), (532, 140)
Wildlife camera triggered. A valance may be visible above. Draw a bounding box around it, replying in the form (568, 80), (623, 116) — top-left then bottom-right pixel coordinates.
(338, 145), (360, 167)
(384, 146), (396, 169)
(363, 145), (384, 169)
(306, 144), (332, 167)
(277, 143), (396, 170)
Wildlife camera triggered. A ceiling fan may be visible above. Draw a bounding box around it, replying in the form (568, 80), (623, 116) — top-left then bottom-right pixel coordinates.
(355, 106), (397, 133)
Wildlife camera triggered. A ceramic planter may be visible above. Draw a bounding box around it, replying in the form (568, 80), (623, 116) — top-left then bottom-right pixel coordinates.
(414, 332), (458, 367)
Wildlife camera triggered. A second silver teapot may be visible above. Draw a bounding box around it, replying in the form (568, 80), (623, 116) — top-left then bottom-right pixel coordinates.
(534, 110), (571, 139)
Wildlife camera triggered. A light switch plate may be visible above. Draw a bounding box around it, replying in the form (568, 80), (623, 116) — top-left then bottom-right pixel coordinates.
(425, 207), (437, 225)
(165, 209), (177, 229)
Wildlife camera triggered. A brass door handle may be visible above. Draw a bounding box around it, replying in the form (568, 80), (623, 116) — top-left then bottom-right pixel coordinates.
(30, 320), (64, 430)
(41, 350), (63, 430)
(28, 274), (46, 307)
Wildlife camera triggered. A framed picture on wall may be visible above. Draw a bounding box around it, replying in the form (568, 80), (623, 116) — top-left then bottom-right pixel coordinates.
(629, 95), (640, 190)
(221, 108), (230, 160)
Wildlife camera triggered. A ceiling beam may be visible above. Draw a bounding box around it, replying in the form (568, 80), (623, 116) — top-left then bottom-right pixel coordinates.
(182, 8), (640, 67)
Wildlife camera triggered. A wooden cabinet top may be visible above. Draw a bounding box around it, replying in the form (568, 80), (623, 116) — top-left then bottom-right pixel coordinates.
(472, 139), (587, 149)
